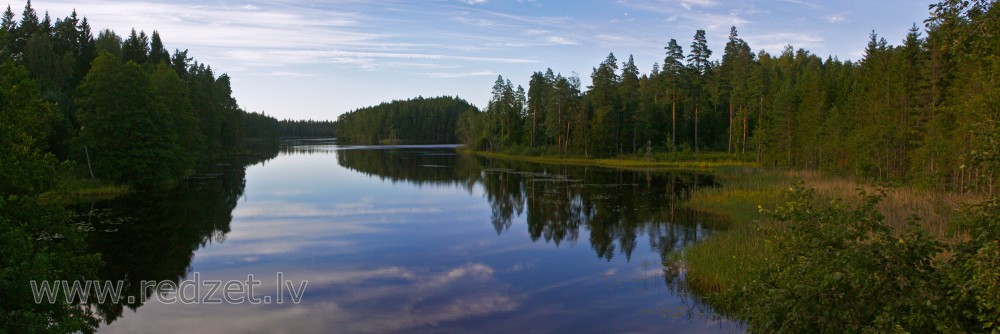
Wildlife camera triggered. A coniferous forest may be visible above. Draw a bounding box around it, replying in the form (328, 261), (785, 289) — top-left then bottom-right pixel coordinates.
(0, 2), (331, 332)
(335, 96), (475, 144)
(3, 3), (290, 186)
(461, 0), (999, 192)
(455, 3), (1000, 330)
(2, 0), (1000, 332)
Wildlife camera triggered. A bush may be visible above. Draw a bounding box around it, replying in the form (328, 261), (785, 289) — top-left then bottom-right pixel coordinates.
(948, 198), (1000, 333)
(737, 186), (950, 333)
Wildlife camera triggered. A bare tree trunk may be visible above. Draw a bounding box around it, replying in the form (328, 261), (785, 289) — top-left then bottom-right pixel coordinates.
(531, 104), (536, 147)
(695, 105), (700, 155)
(671, 99), (677, 151)
(728, 100), (733, 154)
(757, 96), (763, 163)
(84, 145), (96, 180)
(786, 105), (792, 165)
(742, 105), (748, 157)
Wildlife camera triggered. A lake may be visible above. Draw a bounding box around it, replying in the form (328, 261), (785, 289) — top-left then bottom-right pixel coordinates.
(79, 140), (745, 333)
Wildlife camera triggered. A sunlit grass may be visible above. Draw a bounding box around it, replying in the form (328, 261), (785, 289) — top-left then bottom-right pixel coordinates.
(40, 176), (132, 204)
(682, 167), (976, 297)
(460, 148), (757, 171)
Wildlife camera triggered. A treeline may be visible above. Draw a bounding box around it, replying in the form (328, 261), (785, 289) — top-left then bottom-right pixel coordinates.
(2, 2), (287, 332)
(280, 119), (336, 138)
(0, 1), (314, 186)
(462, 0), (1000, 190)
(335, 147), (716, 260)
(336, 96), (476, 144)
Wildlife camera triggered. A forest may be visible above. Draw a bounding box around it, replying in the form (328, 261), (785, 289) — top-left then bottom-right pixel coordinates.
(0, 2), (329, 332)
(456, 3), (1000, 330)
(1, 0), (335, 187)
(460, 0), (1000, 192)
(335, 96), (476, 144)
(2, 6), (270, 186)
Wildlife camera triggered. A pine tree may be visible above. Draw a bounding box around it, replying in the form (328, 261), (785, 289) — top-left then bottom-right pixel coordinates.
(75, 17), (96, 81)
(121, 28), (149, 64)
(14, 0), (40, 57)
(0, 5), (15, 58)
(621, 55), (641, 153)
(663, 38), (684, 150)
(149, 30), (169, 64)
(527, 71), (549, 147)
(589, 53), (619, 157)
(687, 29), (712, 153)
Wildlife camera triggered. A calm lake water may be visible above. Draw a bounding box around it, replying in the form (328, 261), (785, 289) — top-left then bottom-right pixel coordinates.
(80, 140), (744, 333)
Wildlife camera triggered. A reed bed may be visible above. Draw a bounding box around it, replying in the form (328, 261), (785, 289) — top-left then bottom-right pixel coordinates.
(682, 167), (976, 296)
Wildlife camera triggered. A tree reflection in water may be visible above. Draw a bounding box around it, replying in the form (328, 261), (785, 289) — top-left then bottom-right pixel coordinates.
(72, 147), (279, 324)
(335, 147), (725, 262)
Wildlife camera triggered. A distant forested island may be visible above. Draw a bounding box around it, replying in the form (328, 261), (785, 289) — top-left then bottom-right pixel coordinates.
(334, 96), (475, 144)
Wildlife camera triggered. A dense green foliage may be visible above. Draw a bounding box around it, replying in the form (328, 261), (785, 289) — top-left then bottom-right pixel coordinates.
(463, 0), (1000, 192)
(731, 186), (999, 333)
(0, 55), (100, 333)
(457, 0), (1000, 330)
(0, 1), (332, 186)
(336, 96), (475, 144)
(0, 2), (315, 332)
(279, 119), (336, 138)
(742, 188), (947, 332)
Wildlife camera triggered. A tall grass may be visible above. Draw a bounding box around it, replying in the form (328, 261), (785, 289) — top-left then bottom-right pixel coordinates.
(682, 167), (786, 294)
(40, 176), (132, 204)
(682, 167), (975, 297)
(786, 170), (973, 240)
(462, 148), (756, 171)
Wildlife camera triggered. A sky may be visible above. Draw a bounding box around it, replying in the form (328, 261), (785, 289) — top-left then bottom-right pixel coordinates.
(9, 0), (932, 121)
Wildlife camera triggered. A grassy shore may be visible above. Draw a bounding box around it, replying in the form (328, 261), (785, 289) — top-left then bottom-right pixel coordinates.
(460, 148), (974, 299)
(459, 147), (757, 171)
(682, 167), (974, 297)
(40, 176), (132, 203)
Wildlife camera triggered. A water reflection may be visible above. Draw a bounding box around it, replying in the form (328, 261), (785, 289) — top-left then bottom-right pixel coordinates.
(74, 148), (278, 324)
(83, 143), (743, 333)
(335, 147), (722, 262)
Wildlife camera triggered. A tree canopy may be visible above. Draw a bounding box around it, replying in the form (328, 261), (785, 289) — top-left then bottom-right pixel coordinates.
(335, 96), (475, 144)
(461, 0), (1000, 192)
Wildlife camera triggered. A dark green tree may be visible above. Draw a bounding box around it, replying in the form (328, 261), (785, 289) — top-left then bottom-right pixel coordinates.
(148, 31), (169, 65)
(687, 29), (712, 153)
(76, 52), (184, 186)
(120, 28), (148, 64)
(663, 38), (685, 150)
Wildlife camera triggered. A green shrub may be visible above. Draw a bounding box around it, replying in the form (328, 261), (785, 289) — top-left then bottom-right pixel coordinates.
(737, 187), (950, 333)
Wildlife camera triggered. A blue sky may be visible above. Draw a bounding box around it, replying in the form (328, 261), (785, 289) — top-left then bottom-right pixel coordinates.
(14, 0), (931, 120)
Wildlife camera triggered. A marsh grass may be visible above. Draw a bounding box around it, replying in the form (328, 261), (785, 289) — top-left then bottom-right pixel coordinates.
(786, 170), (974, 241)
(462, 148), (756, 171)
(682, 167), (976, 296)
(41, 176), (132, 204)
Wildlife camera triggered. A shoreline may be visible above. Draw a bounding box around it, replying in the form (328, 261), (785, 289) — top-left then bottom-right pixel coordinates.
(457, 147), (757, 171)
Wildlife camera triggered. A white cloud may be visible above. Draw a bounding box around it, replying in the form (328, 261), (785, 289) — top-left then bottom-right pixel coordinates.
(461, 0), (488, 4)
(266, 71), (316, 77)
(545, 36), (578, 45)
(424, 71), (496, 78)
(225, 49), (539, 68)
(825, 14), (846, 23)
(744, 32), (824, 53)
(779, 0), (823, 10)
